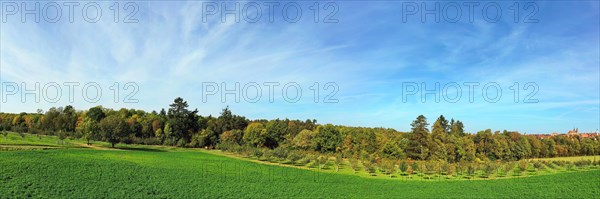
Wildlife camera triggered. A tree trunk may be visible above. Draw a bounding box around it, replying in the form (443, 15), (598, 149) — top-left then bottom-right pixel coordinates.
(112, 143), (115, 148)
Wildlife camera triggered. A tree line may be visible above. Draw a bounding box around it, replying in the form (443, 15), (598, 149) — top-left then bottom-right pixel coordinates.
(0, 97), (598, 162)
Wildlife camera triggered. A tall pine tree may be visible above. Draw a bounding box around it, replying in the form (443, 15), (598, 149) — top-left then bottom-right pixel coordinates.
(408, 115), (430, 160)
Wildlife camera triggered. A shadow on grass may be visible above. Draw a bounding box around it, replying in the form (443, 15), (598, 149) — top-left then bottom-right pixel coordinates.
(115, 146), (167, 152)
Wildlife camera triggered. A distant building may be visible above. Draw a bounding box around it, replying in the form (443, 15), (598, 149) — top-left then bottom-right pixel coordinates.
(567, 128), (579, 137)
(529, 128), (598, 140)
(580, 130), (599, 139)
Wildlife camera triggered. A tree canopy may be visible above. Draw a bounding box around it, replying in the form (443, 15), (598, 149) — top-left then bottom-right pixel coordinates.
(0, 97), (598, 162)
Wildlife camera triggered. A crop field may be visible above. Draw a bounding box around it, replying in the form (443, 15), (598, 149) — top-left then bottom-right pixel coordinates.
(1, 132), (599, 198)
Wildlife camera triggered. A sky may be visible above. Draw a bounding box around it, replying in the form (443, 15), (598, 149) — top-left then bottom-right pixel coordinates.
(0, 1), (599, 134)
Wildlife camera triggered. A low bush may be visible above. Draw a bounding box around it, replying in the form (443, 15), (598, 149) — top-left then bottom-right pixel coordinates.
(286, 151), (305, 165)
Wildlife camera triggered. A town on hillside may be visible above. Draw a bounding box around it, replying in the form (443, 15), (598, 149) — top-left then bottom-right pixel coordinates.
(530, 128), (600, 140)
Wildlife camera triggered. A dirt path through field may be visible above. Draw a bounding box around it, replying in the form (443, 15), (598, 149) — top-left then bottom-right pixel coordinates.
(77, 143), (119, 150)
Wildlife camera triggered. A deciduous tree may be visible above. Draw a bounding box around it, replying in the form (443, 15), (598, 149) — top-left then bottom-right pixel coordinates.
(99, 115), (128, 148)
(243, 122), (267, 147)
(314, 124), (342, 153)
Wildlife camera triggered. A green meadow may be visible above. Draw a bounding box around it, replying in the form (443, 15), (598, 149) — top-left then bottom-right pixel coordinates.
(1, 132), (599, 198)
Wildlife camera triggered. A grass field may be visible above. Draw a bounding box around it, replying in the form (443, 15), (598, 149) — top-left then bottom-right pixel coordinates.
(1, 132), (599, 198)
(0, 132), (79, 149)
(533, 155), (600, 162)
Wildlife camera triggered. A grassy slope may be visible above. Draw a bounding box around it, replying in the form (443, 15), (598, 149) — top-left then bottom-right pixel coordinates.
(0, 133), (79, 148)
(533, 155), (600, 162)
(1, 132), (599, 198)
(2, 132), (591, 181)
(0, 148), (599, 198)
(204, 149), (600, 180)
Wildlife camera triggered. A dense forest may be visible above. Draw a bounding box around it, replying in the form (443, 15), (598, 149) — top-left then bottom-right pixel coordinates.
(1, 97), (599, 164)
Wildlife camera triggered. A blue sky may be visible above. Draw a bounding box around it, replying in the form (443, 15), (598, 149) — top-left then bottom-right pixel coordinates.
(1, 1), (598, 134)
